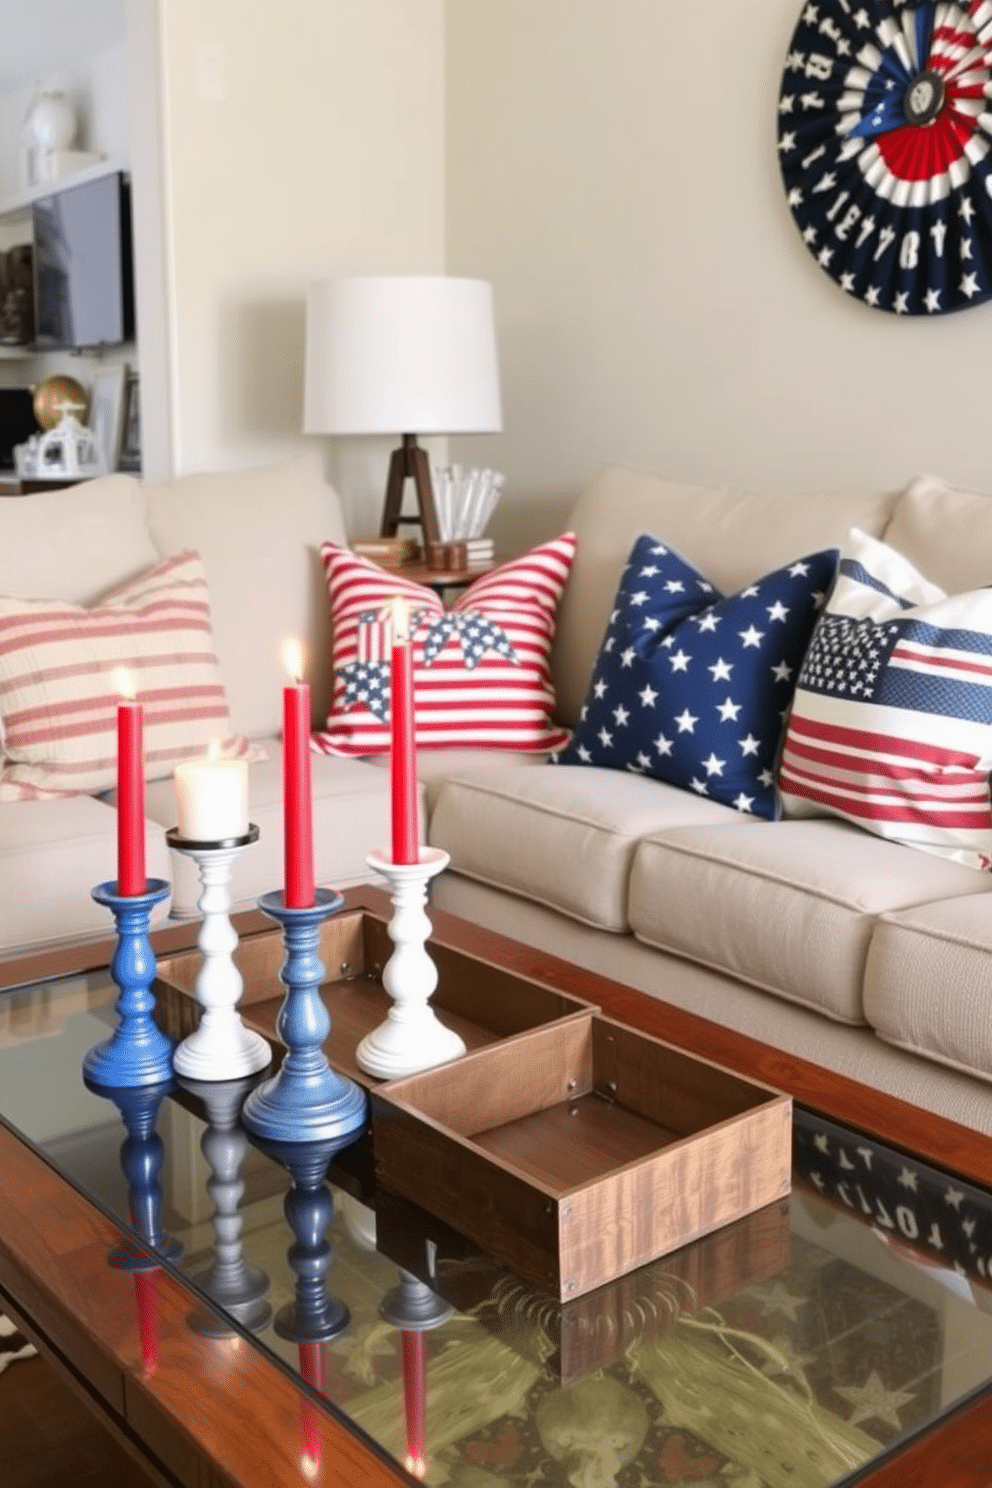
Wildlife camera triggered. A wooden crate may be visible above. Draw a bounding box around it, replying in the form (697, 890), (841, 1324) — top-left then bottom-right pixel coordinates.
(373, 1186), (790, 1384)
(155, 906), (592, 1090)
(371, 1011), (792, 1299)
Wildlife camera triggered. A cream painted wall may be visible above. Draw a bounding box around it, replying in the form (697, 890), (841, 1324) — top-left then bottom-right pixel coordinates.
(445, 0), (992, 553)
(145, 0), (445, 536)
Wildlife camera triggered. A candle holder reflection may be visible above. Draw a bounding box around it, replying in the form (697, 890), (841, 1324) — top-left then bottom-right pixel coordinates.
(167, 826), (272, 1083)
(84, 878), (174, 1088)
(247, 1131), (356, 1344)
(176, 1074), (272, 1337)
(84, 1075), (183, 1370)
(241, 889), (368, 1145)
(380, 1268), (453, 1478)
(355, 847), (466, 1078)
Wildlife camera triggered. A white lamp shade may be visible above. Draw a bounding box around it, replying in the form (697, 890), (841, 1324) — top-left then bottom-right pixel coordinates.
(304, 275), (502, 436)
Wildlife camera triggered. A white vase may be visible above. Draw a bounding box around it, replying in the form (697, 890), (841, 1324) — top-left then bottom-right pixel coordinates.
(25, 90), (77, 152)
(23, 90), (77, 185)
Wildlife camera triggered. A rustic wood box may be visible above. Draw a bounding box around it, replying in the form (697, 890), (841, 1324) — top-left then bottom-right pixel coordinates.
(155, 906), (591, 1091)
(371, 1011), (792, 1300)
(373, 1186), (790, 1384)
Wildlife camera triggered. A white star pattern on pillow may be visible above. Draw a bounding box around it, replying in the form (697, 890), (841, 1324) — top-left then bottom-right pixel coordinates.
(551, 532), (838, 819)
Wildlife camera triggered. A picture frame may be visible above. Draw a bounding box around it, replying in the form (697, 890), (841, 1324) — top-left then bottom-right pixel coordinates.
(118, 369), (141, 472)
(88, 364), (126, 475)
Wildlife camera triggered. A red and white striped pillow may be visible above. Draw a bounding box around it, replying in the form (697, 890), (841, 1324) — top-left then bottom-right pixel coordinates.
(0, 549), (263, 800)
(779, 529), (992, 869)
(313, 534), (576, 755)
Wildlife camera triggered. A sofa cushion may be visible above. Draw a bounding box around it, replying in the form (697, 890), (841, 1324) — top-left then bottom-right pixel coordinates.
(365, 745), (549, 815)
(553, 465), (900, 728)
(143, 743), (400, 915)
(552, 532), (837, 819)
(884, 474), (992, 595)
(314, 535), (576, 756)
(0, 473), (155, 603)
(0, 550), (262, 800)
(144, 454), (345, 739)
(428, 763), (753, 933)
(779, 528), (992, 869)
(0, 797), (171, 952)
(865, 893), (992, 1083)
(628, 818), (989, 1023)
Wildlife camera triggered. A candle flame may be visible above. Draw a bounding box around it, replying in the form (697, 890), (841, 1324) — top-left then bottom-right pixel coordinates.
(207, 738), (222, 761)
(115, 666), (136, 701)
(283, 637), (304, 683)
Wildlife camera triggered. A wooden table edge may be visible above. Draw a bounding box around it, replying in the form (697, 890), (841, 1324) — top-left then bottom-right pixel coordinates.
(0, 1118), (410, 1488)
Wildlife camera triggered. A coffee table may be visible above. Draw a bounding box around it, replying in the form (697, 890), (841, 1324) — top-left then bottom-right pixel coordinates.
(1, 885), (992, 1488)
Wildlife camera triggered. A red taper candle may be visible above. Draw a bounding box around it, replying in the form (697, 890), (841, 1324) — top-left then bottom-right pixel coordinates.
(402, 1329), (427, 1475)
(390, 599), (419, 864)
(283, 640), (315, 908)
(298, 1341), (324, 1475)
(134, 1271), (158, 1371)
(116, 672), (146, 896)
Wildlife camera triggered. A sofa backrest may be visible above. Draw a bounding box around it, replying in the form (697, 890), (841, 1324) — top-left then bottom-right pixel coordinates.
(0, 455), (346, 759)
(0, 473), (157, 603)
(551, 465), (901, 728)
(143, 453), (346, 738)
(882, 474), (992, 594)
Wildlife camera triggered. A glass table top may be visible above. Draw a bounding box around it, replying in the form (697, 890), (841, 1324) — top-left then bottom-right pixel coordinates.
(2, 966), (992, 1488)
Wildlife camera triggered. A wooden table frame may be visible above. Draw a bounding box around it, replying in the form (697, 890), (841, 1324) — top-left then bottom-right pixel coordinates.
(1, 886), (991, 1488)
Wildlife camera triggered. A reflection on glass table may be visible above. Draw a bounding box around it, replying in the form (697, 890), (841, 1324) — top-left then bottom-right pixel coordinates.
(2, 968), (992, 1488)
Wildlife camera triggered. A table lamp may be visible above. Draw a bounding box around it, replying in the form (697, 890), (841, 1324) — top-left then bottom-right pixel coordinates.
(303, 275), (502, 547)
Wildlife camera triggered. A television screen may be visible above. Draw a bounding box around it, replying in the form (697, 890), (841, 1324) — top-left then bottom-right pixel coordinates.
(0, 389), (38, 469)
(32, 171), (134, 351)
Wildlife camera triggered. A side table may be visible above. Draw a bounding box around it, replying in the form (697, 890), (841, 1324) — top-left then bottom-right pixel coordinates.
(0, 476), (88, 496)
(370, 556), (497, 596)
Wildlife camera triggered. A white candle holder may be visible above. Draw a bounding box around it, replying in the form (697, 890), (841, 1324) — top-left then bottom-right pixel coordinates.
(356, 846), (466, 1079)
(177, 1074), (272, 1337)
(167, 826), (272, 1082)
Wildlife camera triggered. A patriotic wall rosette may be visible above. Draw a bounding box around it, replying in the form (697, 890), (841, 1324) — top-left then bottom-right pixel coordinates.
(778, 1), (992, 313)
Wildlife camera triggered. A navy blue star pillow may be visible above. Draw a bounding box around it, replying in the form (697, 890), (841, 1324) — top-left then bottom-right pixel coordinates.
(551, 534), (839, 819)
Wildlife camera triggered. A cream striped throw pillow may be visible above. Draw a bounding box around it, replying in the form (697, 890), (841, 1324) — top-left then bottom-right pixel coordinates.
(0, 549), (263, 800)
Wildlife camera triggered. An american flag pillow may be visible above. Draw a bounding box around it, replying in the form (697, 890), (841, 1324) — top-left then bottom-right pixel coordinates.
(0, 549), (263, 800)
(779, 528), (992, 869)
(551, 533), (838, 818)
(313, 534), (576, 755)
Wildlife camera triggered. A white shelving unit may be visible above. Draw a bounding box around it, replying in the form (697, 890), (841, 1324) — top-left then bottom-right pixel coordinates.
(0, 156), (125, 219)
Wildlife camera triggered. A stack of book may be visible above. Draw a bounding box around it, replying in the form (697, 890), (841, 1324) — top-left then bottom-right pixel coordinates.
(350, 536), (420, 567)
(461, 537), (495, 565)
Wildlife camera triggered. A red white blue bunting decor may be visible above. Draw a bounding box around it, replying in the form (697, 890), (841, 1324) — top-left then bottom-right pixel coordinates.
(778, 2), (992, 314)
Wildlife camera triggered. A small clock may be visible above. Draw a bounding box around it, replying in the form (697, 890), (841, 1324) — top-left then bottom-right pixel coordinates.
(777, 1), (992, 314)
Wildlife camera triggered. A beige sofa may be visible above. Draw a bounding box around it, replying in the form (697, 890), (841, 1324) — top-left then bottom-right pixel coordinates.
(426, 466), (992, 1137)
(4, 456), (992, 1138)
(0, 455), (397, 952)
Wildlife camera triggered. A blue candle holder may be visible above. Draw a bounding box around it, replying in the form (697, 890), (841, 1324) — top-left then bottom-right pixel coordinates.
(249, 1132), (354, 1342)
(85, 1075), (182, 1372)
(84, 878), (174, 1088)
(84, 1075), (184, 1265)
(240, 888), (368, 1145)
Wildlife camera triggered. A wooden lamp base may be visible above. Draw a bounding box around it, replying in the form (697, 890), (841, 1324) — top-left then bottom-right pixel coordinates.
(379, 434), (441, 547)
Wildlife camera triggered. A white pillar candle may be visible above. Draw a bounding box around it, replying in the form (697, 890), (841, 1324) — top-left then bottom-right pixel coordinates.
(174, 756), (249, 841)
